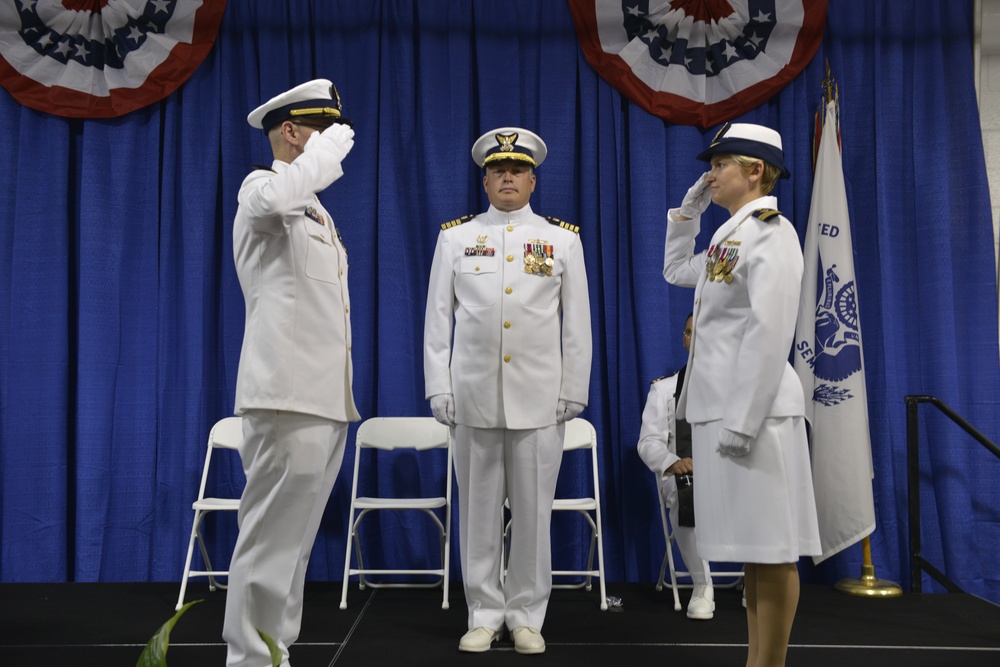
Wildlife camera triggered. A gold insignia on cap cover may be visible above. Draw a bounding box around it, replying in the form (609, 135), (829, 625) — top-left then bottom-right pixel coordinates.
(710, 121), (730, 147)
(497, 133), (518, 152)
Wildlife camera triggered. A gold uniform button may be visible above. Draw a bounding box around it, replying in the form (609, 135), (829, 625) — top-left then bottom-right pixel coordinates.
(506, 255), (514, 262)
(345, 307), (350, 313)
(503, 354), (511, 363)
(505, 287), (513, 294)
(475, 266), (480, 271)
(506, 225), (513, 232)
(504, 321), (511, 329)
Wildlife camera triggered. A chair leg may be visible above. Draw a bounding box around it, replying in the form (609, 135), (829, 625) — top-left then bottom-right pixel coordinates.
(339, 508), (356, 610)
(442, 508), (451, 610)
(193, 518), (218, 592)
(594, 512), (607, 611)
(354, 521), (368, 590)
(176, 509), (204, 611)
(584, 522), (596, 591)
(665, 534), (682, 612)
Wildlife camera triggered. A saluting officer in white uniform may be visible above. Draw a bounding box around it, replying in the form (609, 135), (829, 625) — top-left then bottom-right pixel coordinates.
(224, 79), (360, 667)
(637, 314), (715, 621)
(424, 128), (592, 655)
(662, 123), (820, 667)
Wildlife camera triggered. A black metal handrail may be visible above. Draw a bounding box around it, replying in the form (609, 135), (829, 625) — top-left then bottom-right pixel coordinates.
(905, 395), (1000, 594)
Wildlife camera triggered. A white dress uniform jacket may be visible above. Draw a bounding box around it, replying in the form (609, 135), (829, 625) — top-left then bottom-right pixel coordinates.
(637, 374), (684, 506)
(662, 196), (804, 437)
(424, 204), (591, 428)
(233, 150), (360, 423)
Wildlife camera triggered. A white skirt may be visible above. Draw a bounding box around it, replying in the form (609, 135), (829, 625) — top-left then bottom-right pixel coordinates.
(692, 417), (821, 563)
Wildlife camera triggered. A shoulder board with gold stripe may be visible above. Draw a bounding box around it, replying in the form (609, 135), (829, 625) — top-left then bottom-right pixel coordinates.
(251, 164), (276, 173)
(546, 216), (580, 234)
(650, 375), (669, 385)
(440, 214), (474, 231)
(751, 208), (782, 222)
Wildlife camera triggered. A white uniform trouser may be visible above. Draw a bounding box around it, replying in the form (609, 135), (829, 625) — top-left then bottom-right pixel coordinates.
(453, 423), (564, 632)
(223, 410), (348, 667)
(665, 491), (712, 586)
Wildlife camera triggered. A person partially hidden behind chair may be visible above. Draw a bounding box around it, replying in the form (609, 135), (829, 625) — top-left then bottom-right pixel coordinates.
(637, 313), (716, 620)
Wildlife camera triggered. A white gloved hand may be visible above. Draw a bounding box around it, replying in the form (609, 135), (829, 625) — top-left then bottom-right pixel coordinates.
(556, 399), (586, 424)
(430, 393), (456, 427)
(717, 428), (752, 457)
(307, 123), (355, 163)
(677, 172), (712, 220)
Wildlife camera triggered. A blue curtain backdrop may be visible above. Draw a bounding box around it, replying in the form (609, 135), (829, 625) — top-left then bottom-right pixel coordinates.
(1, 1), (998, 603)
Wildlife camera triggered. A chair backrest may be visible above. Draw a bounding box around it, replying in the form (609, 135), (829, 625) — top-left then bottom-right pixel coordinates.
(209, 417), (243, 451)
(195, 417), (243, 503)
(356, 416), (451, 451)
(563, 418), (597, 452)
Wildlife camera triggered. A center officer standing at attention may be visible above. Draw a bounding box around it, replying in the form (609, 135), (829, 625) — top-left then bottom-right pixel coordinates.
(224, 79), (360, 667)
(424, 128), (592, 655)
(662, 123), (821, 667)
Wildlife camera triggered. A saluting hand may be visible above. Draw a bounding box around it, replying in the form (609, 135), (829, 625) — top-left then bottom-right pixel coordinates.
(309, 123), (355, 163)
(677, 172), (712, 221)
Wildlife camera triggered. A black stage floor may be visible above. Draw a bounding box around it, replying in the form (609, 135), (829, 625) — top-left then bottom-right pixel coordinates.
(2, 581), (999, 666)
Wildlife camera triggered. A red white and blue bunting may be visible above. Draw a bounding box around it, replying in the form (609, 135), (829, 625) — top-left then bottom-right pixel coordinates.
(0, 0), (226, 118)
(568, 0), (828, 127)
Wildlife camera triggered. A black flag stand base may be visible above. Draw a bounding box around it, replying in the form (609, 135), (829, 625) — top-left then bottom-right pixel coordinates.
(834, 536), (903, 598)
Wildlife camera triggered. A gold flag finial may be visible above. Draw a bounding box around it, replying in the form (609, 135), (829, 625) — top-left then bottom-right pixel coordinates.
(821, 59), (838, 107)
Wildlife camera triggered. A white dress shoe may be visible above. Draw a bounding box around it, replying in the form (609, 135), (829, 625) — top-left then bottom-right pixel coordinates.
(511, 626), (546, 654)
(686, 584), (715, 620)
(458, 627), (500, 652)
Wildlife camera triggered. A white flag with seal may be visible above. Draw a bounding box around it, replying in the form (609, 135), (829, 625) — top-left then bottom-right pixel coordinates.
(794, 98), (876, 563)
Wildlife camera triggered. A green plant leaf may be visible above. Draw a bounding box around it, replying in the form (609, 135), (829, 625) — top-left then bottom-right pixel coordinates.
(257, 629), (283, 667)
(135, 600), (202, 667)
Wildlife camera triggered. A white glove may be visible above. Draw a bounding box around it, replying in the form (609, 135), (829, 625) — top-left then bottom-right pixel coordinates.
(677, 172), (712, 220)
(556, 399), (585, 424)
(430, 393), (456, 427)
(306, 123), (355, 163)
(717, 428), (752, 457)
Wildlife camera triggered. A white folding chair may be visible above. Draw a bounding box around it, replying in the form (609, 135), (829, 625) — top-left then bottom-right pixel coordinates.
(655, 476), (744, 611)
(502, 418), (609, 610)
(339, 417), (453, 610)
(175, 416), (244, 611)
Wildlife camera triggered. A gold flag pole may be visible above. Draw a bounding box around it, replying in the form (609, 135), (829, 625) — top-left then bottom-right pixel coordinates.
(835, 536), (902, 597)
(817, 61), (900, 599)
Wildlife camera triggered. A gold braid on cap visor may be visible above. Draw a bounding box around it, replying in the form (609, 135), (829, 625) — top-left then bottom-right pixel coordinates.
(290, 107), (342, 118)
(482, 152), (537, 167)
